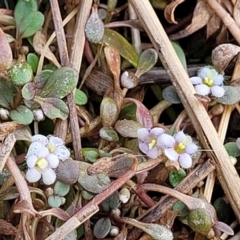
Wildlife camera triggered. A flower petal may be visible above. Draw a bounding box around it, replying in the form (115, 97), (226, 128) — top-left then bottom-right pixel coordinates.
(150, 127), (165, 137)
(139, 142), (149, 155)
(185, 142), (198, 154)
(55, 145), (70, 161)
(146, 147), (159, 159)
(48, 136), (64, 146)
(157, 134), (175, 148)
(137, 128), (150, 141)
(32, 134), (48, 146)
(213, 74), (224, 85)
(37, 146), (49, 158)
(164, 148), (178, 161)
(46, 154), (59, 168)
(178, 153), (192, 169)
(198, 67), (211, 79)
(26, 155), (38, 168)
(210, 85), (225, 98)
(195, 84), (210, 96)
(42, 168), (56, 185)
(174, 131), (187, 143)
(26, 142), (44, 157)
(26, 168), (41, 183)
(190, 76), (202, 85)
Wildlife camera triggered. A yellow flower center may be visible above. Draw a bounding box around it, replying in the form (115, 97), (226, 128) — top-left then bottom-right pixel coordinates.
(148, 138), (156, 149)
(175, 142), (186, 154)
(48, 143), (56, 153)
(36, 158), (48, 170)
(203, 77), (213, 87)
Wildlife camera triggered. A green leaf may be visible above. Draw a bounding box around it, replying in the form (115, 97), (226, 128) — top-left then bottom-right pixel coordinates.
(82, 148), (99, 162)
(172, 201), (189, 219)
(99, 127), (119, 142)
(115, 119), (142, 138)
(169, 168), (186, 187)
(9, 105), (33, 125)
(162, 85), (181, 104)
(14, 0), (38, 26)
(0, 78), (16, 108)
(27, 53), (39, 73)
(22, 82), (36, 100)
(34, 69), (53, 89)
(48, 195), (62, 208)
(101, 192), (120, 212)
(8, 62), (33, 86)
(93, 218), (111, 239)
(39, 67), (78, 99)
(136, 48), (158, 76)
(213, 198), (230, 221)
(171, 41), (187, 70)
(216, 86), (240, 105)
(75, 89), (88, 105)
(18, 11), (44, 38)
(54, 181), (70, 197)
(103, 29), (139, 67)
(224, 142), (240, 157)
(35, 97), (69, 120)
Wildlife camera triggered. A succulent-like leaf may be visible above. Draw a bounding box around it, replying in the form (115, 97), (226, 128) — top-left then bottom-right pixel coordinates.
(93, 218), (111, 239)
(216, 86), (240, 105)
(136, 48), (158, 77)
(22, 82), (36, 100)
(224, 142), (240, 157)
(8, 62), (33, 86)
(99, 127), (119, 142)
(100, 97), (119, 127)
(47, 195), (62, 208)
(9, 105), (33, 125)
(35, 97), (69, 120)
(162, 85), (181, 104)
(0, 78), (16, 108)
(101, 192), (120, 212)
(169, 168), (186, 187)
(54, 181), (70, 197)
(75, 89), (88, 105)
(171, 41), (187, 70)
(39, 67), (78, 99)
(103, 29), (139, 67)
(115, 119), (142, 138)
(27, 53), (39, 73)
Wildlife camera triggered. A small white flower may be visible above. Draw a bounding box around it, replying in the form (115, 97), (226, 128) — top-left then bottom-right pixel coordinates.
(190, 66), (225, 98)
(26, 146), (59, 185)
(158, 131), (198, 169)
(137, 127), (165, 159)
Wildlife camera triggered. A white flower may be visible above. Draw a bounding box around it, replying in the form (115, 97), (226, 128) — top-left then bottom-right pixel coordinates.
(137, 127), (165, 159)
(190, 66), (225, 98)
(26, 144), (59, 185)
(25, 134), (71, 185)
(157, 131), (198, 169)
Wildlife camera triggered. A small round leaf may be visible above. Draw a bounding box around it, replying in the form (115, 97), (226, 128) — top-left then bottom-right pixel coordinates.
(9, 105), (33, 125)
(169, 168), (186, 187)
(93, 218), (111, 239)
(75, 89), (88, 105)
(53, 181), (70, 197)
(48, 195), (62, 208)
(162, 85), (181, 104)
(99, 127), (119, 142)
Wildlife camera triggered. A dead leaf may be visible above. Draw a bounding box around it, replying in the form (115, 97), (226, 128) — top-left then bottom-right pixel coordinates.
(212, 43), (240, 72)
(0, 219), (17, 235)
(33, 31), (61, 68)
(0, 27), (13, 71)
(0, 121), (24, 141)
(164, 0), (185, 24)
(206, 14), (221, 39)
(169, 0), (213, 40)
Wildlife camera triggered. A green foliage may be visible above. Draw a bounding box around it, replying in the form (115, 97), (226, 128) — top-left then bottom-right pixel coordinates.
(169, 168), (186, 187)
(27, 53), (39, 73)
(75, 89), (88, 105)
(103, 29), (139, 67)
(0, 78), (16, 108)
(224, 142), (240, 157)
(9, 105), (33, 125)
(162, 85), (181, 104)
(14, 0), (44, 39)
(216, 86), (240, 105)
(93, 218), (111, 239)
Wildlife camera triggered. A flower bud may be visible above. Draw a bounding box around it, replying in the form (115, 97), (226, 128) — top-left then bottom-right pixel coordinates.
(0, 108), (9, 120)
(119, 187), (130, 203)
(109, 226), (119, 237)
(33, 109), (45, 121)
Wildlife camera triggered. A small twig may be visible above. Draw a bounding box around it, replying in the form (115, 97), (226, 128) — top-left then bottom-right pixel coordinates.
(206, 0), (240, 45)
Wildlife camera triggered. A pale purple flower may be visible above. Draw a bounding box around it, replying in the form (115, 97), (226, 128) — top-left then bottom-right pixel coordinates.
(157, 131), (198, 169)
(190, 66), (225, 98)
(26, 144), (59, 185)
(137, 127), (165, 159)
